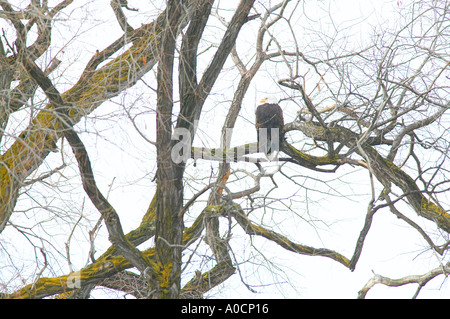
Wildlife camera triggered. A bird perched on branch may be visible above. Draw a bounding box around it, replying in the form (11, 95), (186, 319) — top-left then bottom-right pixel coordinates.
(255, 97), (284, 161)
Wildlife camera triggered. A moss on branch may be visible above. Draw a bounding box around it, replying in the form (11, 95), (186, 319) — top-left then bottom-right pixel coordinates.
(291, 120), (450, 234)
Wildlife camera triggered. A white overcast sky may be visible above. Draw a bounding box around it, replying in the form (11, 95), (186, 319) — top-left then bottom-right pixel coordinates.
(1, 0), (449, 299)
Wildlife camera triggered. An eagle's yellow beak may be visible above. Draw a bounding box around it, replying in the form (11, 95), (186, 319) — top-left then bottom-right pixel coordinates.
(259, 97), (268, 103)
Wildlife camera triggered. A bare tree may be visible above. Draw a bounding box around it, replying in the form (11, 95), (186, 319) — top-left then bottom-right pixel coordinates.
(0, 0), (449, 299)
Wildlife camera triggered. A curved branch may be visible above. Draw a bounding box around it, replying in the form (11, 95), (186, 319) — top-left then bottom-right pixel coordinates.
(290, 120), (450, 234)
(224, 202), (351, 268)
(3, 195), (210, 299)
(358, 262), (450, 299)
(19, 47), (152, 274)
(0, 6), (192, 234)
(110, 0), (134, 33)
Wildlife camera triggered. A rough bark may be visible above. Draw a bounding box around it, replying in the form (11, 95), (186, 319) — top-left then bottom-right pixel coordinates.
(286, 120), (450, 234)
(153, 0), (256, 298)
(0, 3), (192, 233)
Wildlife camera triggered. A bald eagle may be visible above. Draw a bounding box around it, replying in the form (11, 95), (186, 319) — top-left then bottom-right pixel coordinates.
(255, 97), (284, 161)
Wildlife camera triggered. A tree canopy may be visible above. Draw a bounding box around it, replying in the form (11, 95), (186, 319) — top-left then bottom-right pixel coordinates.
(0, 0), (449, 299)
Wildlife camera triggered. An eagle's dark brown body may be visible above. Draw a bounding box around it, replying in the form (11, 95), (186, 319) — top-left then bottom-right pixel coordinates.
(255, 102), (284, 159)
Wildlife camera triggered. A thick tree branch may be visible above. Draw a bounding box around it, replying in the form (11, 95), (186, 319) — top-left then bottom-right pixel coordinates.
(358, 262), (450, 299)
(0, 5), (192, 234)
(3, 197), (208, 299)
(288, 120), (450, 234)
(110, 0), (134, 34)
(176, 0), (256, 135)
(181, 262), (236, 299)
(221, 202), (351, 268)
(19, 46), (152, 274)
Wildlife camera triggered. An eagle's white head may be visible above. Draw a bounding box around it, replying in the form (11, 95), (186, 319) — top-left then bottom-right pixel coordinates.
(259, 96), (278, 104)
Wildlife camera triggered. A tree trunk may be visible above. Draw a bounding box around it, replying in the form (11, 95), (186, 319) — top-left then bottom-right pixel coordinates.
(154, 0), (185, 299)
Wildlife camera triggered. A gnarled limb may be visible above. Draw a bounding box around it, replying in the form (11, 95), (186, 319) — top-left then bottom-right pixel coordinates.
(358, 262), (450, 299)
(220, 202), (351, 268)
(0, 4), (193, 233)
(19, 40), (152, 275)
(290, 120), (450, 234)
